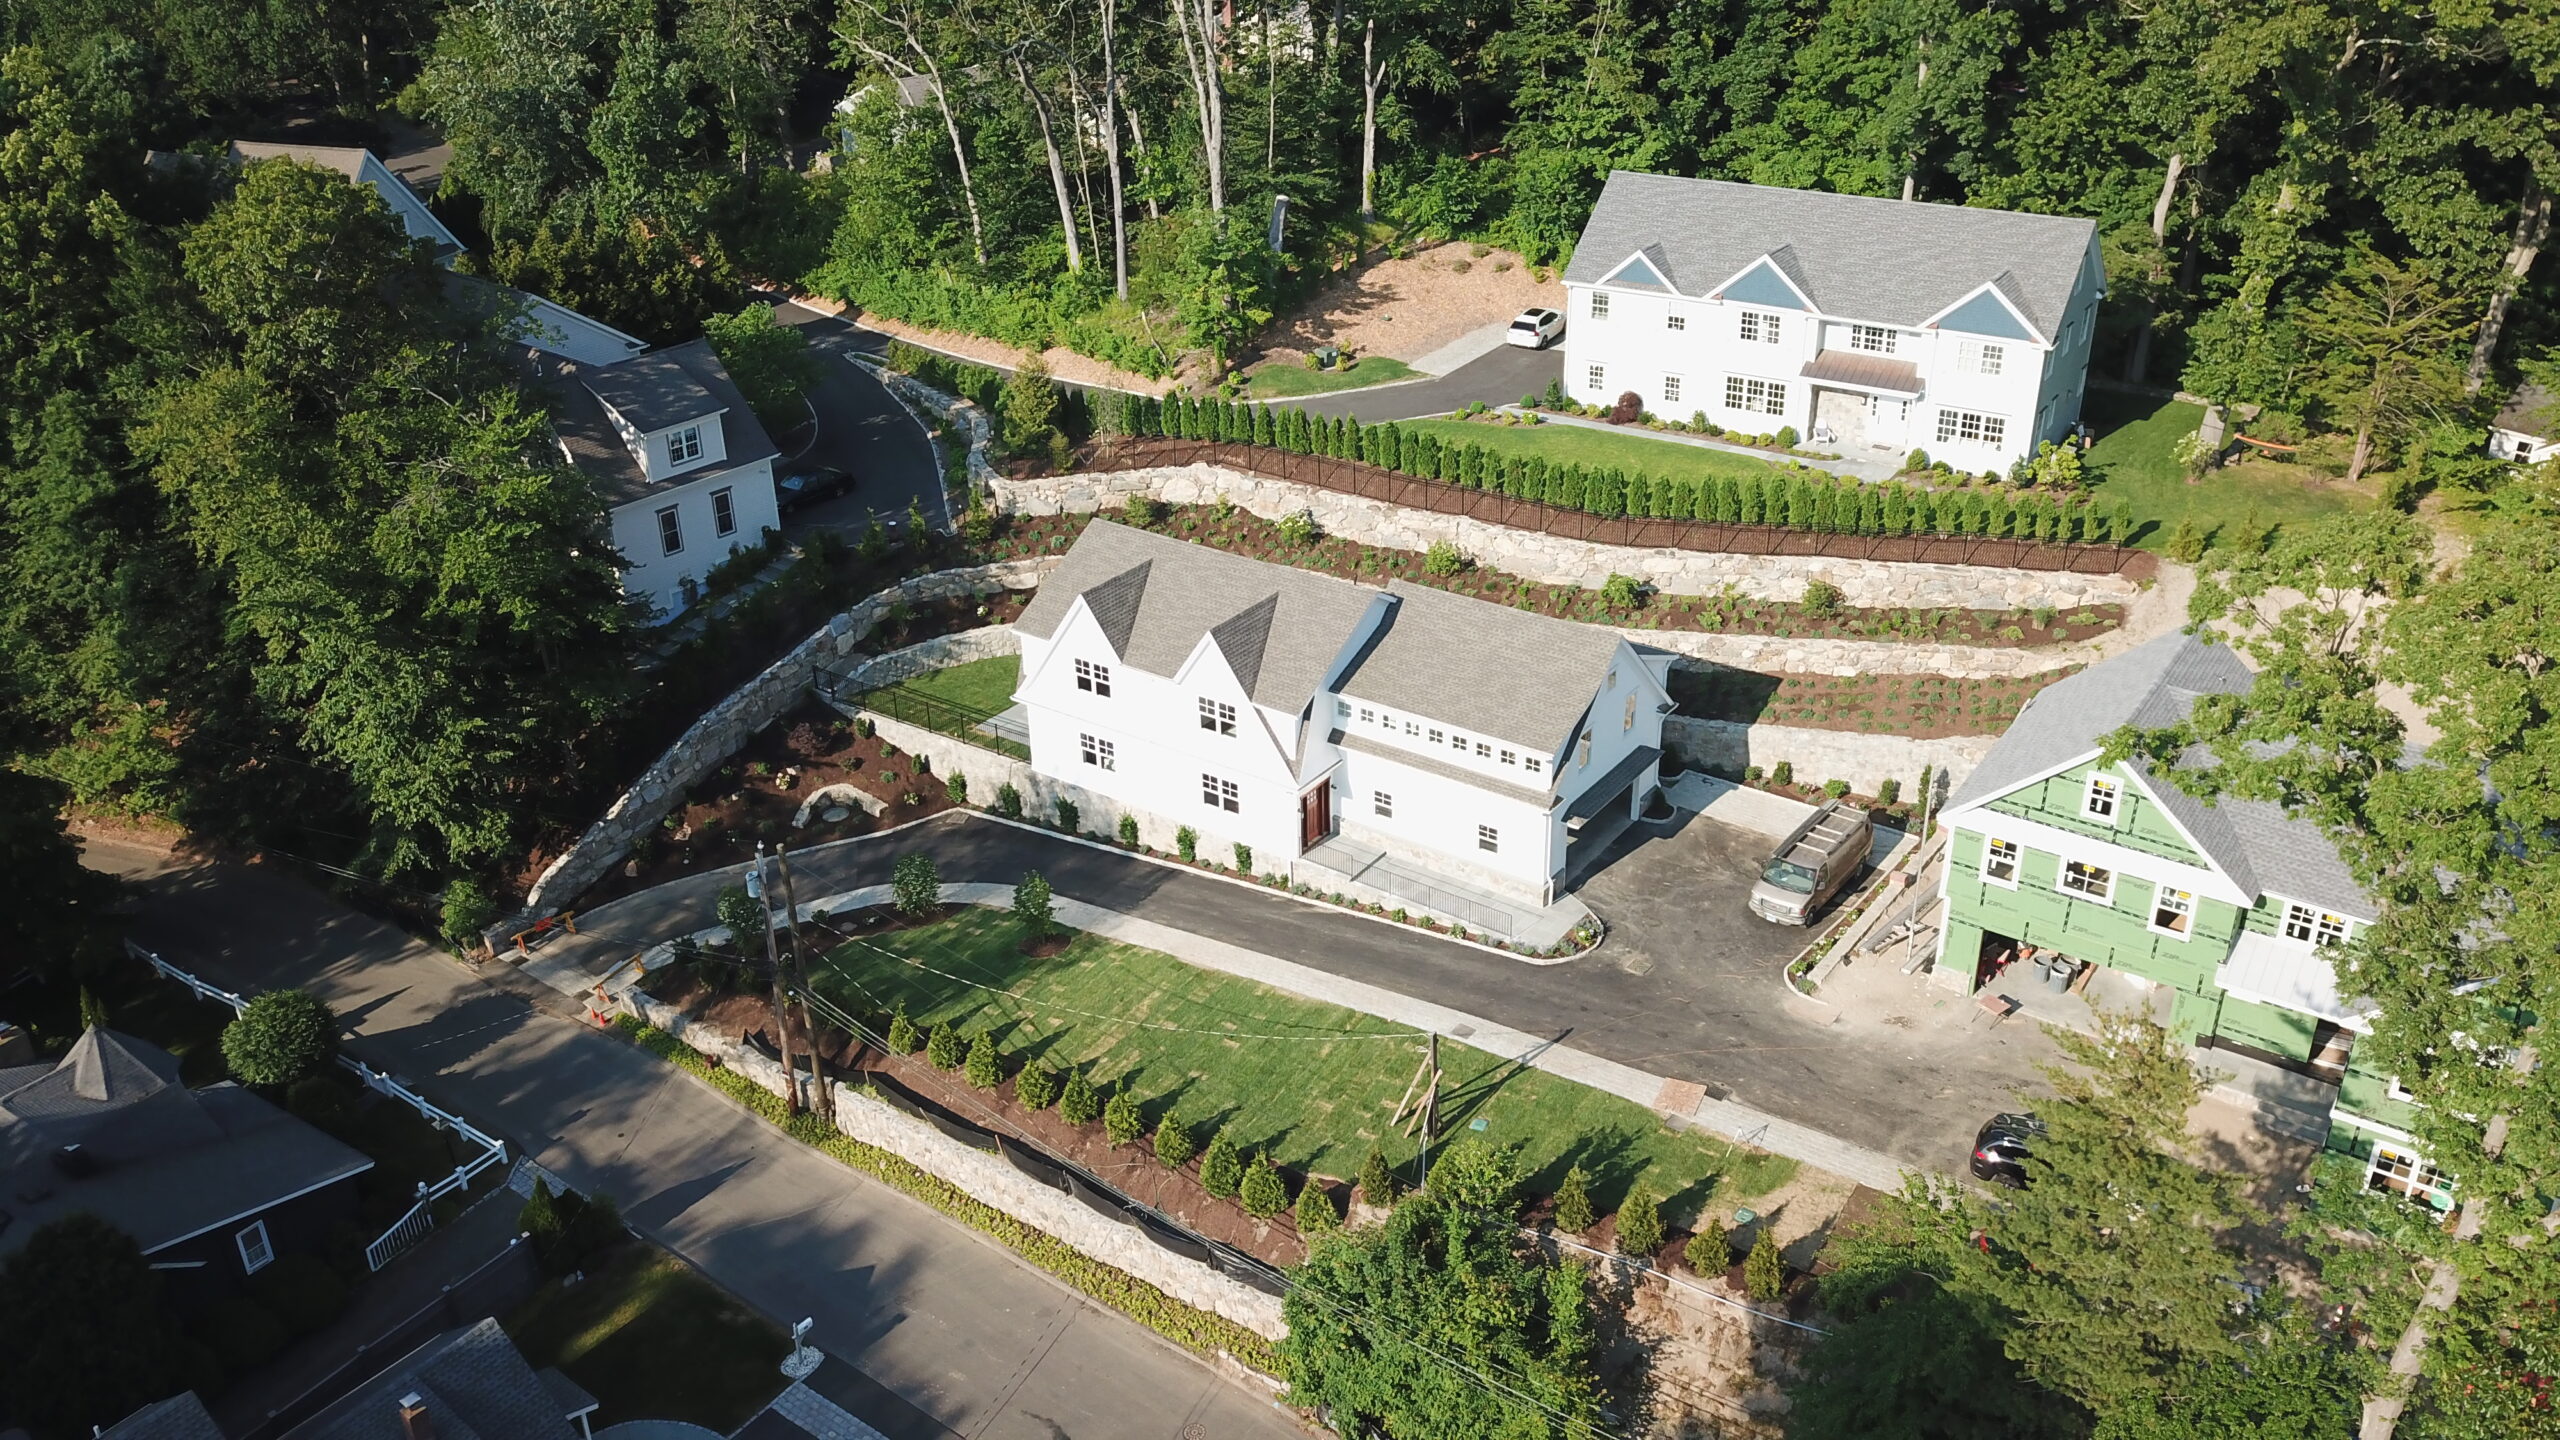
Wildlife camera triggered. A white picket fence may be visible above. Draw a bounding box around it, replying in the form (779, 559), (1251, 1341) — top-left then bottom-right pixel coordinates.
(130, 943), (510, 1272)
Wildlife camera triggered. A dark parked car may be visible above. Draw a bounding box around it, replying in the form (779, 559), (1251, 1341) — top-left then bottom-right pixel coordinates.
(1971, 1112), (2044, 1188)
(777, 465), (853, 512)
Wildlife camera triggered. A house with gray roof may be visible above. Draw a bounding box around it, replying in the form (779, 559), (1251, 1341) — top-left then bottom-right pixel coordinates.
(1561, 172), (2104, 472)
(0, 1028), (371, 1309)
(1012, 522), (1671, 919)
(1933, 633), (2440, 1201)
(536, 338), (784, 620)
(2489, 380), (2553, 466)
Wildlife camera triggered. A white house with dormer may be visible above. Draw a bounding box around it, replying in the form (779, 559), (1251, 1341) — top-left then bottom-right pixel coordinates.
(540, 340), (782, 618)
(1012, 522), (1672, 918)
(1560, 172), (2105, 473)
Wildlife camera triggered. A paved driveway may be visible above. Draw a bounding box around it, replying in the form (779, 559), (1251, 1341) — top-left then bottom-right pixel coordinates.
(85, 839), (1305, 1440)
(765, 301), (949, 538)
(1292, 343), (1563, 422)
(550, 810), (2049, 1175)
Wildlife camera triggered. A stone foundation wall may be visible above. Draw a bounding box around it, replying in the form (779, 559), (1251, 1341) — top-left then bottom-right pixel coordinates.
(1664, 716), (1998, 798)
(993, 464), (2139, 611)
(621, 990), (1285, 1338)
(863, 713), (1242, 862)
(833, 625), (1018, 692)
(1628, 628), (2080, 680)
(509, 560), (1056, 929)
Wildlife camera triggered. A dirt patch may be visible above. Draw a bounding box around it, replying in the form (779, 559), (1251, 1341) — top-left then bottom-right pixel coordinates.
(842, 307), (1181, 396)
(1253, 240), (1563, 368)
(1670, 668), (2079, 739)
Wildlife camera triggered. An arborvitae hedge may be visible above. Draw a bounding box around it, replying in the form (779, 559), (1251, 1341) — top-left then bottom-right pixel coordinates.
(1096, 393), (2120, 545)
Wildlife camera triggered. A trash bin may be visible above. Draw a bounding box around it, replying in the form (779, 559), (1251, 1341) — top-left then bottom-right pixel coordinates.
(2045, 959), (2077, 994)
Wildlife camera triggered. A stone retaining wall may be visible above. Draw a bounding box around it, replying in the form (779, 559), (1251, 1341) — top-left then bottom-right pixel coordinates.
(864, 360), (999, 496)
(509, 560), (1056, 929)
(1627, 628), (2080, 679)
(833, 624), (1018, 693)
(992, 464), (2139, 611)
(620, 989), (1286, 1338)
(1665, 716), (1998, 798)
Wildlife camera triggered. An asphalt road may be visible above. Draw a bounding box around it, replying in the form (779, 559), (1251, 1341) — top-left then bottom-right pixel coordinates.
(550, 810), (2036, 1172)
(1289, 342), (1563, 422)
(84, 838), (1306, 1440)
(764, 300), (949, 539)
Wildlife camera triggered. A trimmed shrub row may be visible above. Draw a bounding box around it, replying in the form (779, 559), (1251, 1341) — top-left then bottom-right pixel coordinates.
(1094, 392), (2133, 546)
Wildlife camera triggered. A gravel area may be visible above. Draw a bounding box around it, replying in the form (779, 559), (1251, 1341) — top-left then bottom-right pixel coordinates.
(845, 308), (1181, 396)
(1255, 241), (1565, 366)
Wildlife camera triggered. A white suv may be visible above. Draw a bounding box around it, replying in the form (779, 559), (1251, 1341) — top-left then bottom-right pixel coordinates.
(1505, 308), (1564, 349)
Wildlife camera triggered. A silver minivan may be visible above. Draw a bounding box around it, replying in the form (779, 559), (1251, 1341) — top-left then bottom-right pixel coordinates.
(1748, 800), (1874, 925)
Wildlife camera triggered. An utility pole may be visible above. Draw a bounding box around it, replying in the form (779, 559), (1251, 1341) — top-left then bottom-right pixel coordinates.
(775, 845), (834, 1124)
(750, 843), (802, 1116)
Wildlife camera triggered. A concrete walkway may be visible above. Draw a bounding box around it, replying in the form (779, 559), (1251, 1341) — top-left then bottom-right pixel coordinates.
(551, 872), (1911, 1196)
(1405, 321), (1516, 378)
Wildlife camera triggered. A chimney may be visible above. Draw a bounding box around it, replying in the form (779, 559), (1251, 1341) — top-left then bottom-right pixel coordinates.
(398, 1394), (433, 1440)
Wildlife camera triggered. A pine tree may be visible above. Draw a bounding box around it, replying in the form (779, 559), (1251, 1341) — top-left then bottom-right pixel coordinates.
(925, 1021), (964, 1069)
(1552, 1166), (1595, 1232)
(1058, 1067), (1100, 1126)
(1014, 1059), (1060, 1109)
(1357, 1147), (1395, 1208)
(1615, 1185), (1663, 1259)
(1200, 1128), (1244, 1196)
(1103, 1083), (1143, 1145)
(1154, 1106), (1196, 1167)
(1295, 1175), (1339, 1232)
(1745, 1226), (1784, 1301)
(886, 1004), (920, 1054)
(1240, 1153), (1288, 1217)
(77, 987), (107, 1031)
(1686, 1219), (1730, 1274)
(965, 1030), (1001, 1089)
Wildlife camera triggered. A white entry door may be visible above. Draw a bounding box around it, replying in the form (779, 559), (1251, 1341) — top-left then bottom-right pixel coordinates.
(1866, 397), (1911, 451)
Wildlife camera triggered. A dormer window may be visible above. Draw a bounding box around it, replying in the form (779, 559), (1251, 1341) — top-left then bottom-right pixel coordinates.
(668, 425), (703, 465)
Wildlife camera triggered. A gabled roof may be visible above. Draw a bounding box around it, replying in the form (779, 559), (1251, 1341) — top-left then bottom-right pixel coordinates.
(1565, 171), (2098, 336)
(101, 1392), (226, 1440)
(282, 1319), (583, 1440)
(1335, 581), (1631, 756)
(0, 1029), (373, 1258)
(2494, 382), (2555, 439)
(581, 338), (728, 434)
(534, 342), (779, 509)
(1015, 521), (1379, 714)
(1600, 245), (1676, 293)
(1948, 632), (2375, 919)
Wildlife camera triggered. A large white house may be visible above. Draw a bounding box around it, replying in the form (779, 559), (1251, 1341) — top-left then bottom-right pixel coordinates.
(1013, 522), (1671, 910)
(1561, 172), (2105, 473)
(542, 341), (783, 618)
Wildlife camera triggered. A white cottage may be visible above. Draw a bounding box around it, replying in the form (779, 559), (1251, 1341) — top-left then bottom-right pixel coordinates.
(1013, 522), (1671, 908)
(1560, 172), (2105, 473)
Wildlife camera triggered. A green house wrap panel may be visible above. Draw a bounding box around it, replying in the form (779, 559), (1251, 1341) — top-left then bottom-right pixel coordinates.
(2337, 1070), (2421, 1134)
(2211, 993), (2318, 1061)
(1946, 830), (2237, 993)
(1982, 760), (2205, 867)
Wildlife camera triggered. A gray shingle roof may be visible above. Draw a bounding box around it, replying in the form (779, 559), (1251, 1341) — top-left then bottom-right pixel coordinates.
(0, 1029), (374, 1259)
(1336, 582), (1628, 756)
(2494, 382), (2554, 438)
(102, 1391), (227, 1440)
(1332, 729), (1553, 806)
(581, 338), (726, 434)
(283, 1319), (579, 1440)
(534, 342), (779, 509)
(1564, 171), (2098, 337)
(1948, 632), (2375, 918)
(1014, 522), (1380, 714)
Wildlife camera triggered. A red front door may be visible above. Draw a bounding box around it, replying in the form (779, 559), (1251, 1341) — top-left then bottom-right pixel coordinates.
(1300, 783), (1332, 849)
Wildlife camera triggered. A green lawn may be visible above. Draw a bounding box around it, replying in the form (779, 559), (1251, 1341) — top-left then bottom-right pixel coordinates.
(883, 654), (1019, 714)
(2082, 391), (2364, 552)
(1245, 355), (1420, 398)
(505, 1242), (790, 1431)
(1398, 417), (1782, 486)
(814, 909), (1797, 1219)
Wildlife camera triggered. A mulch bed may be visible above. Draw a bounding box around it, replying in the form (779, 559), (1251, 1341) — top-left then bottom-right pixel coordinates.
(1669, 667), (2079, 739)
(570, 700), (957, 910)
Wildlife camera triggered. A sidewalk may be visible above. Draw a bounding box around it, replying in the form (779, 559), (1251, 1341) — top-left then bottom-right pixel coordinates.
(559, 881), (1914, 1197)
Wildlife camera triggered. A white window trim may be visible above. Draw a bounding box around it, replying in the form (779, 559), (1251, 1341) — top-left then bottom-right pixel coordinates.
(1978, 835), (2021, 889)
(1585, 363), (1607, 390)
(1372, 791), (1393, 819)
(1198, 697), (1236, 736)
(1665, 312), (1686, 332)
(1589, 292), (1610, 320)
(2056, 857), (2115, 906)
(2147, 884), (2195, 941)
(655, 505), (683, 556)
(2277, 898), (2356, 950)
(668, 425), (704, 465)
(1074, 659), (1111, 697)
(237, 1219), (274, 1275)
(1078, 733), (1115, 770)
(2364, 1142), (2454, 1207)
(2082, 774), (2122, 825)
(1201, 773), (1240, 813)
(1935, 806), (2247, 907)
(1477, 825), (1500, 853)
(711, 486), (736, 537)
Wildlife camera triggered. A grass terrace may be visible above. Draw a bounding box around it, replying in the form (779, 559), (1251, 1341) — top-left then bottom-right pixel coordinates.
(811, 908), (1798, 1215)
(1398, 416), (1783, 486)
(2083, 392), (2365, 551)
(1245, 354), (1421, 398)
(1669, 667), (2072, 738)
(856, 655), (1028, 758)
(505, 1242), (790, 1431)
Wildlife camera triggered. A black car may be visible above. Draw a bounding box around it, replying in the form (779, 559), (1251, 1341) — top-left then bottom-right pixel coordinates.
(777, 465), (853, 512)
(1971, 1112), (2044, 1188)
